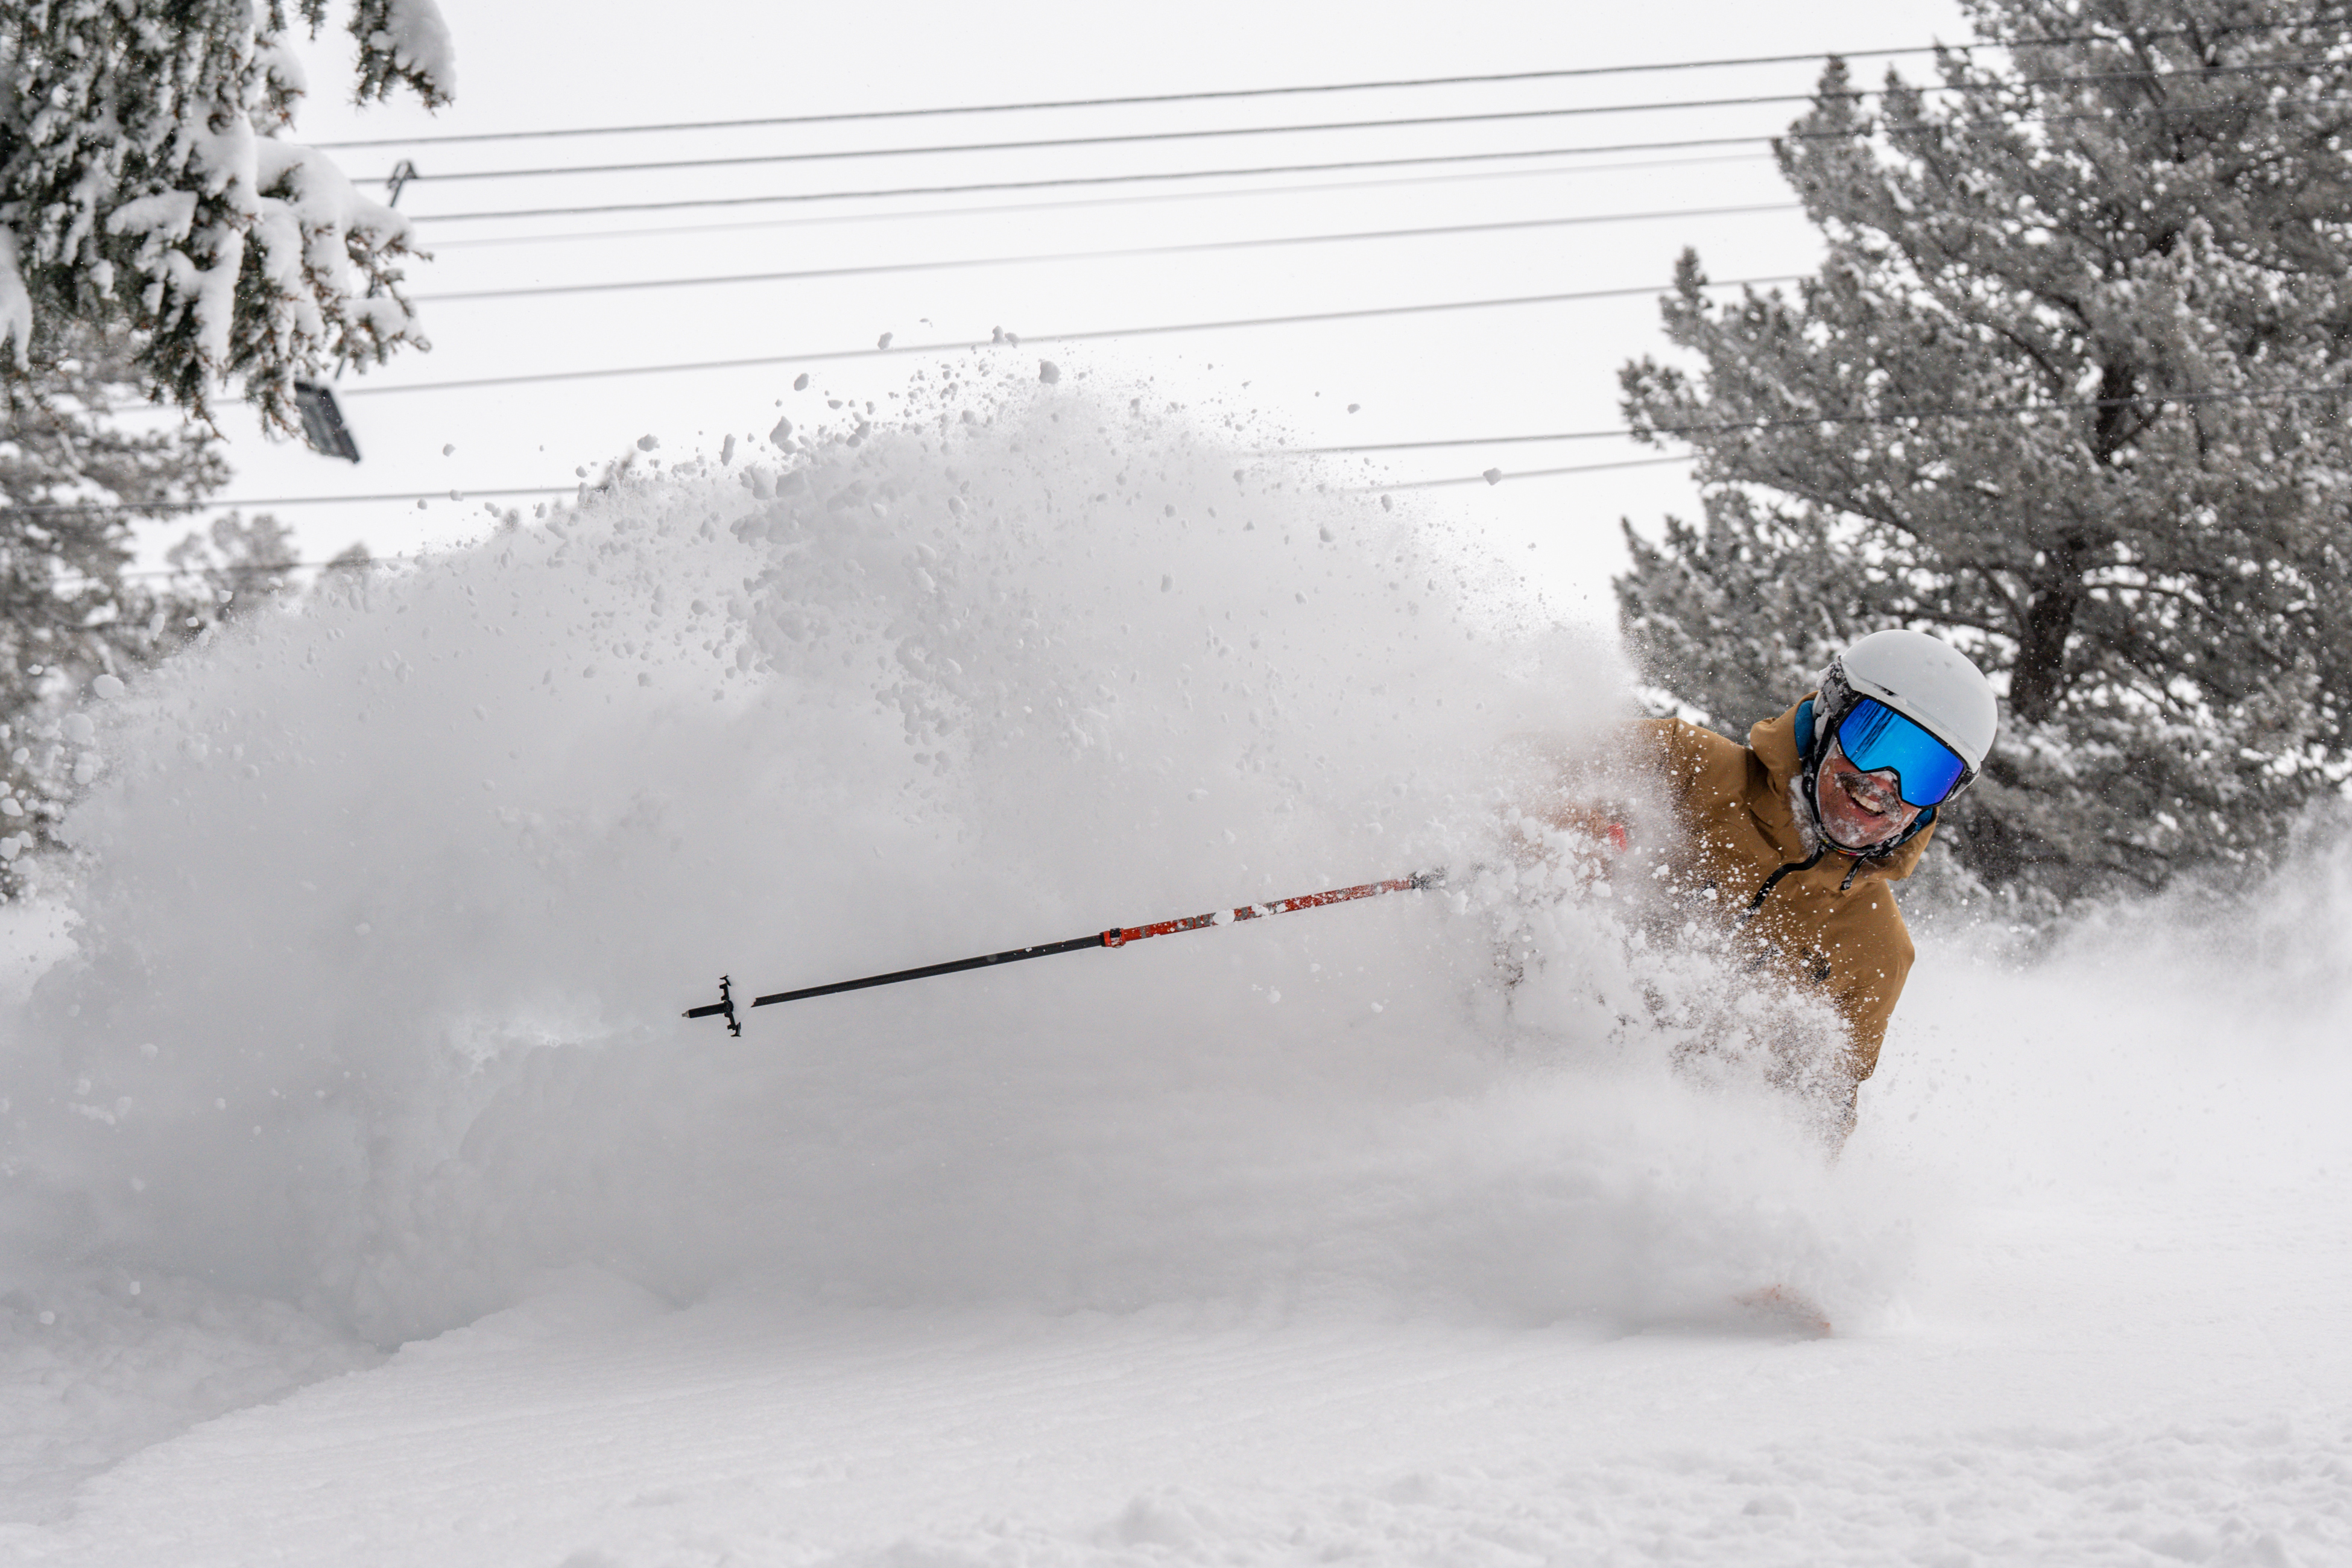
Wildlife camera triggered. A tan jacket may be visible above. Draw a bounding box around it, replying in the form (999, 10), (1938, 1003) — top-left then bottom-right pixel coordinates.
(1630, 700), (1928, 1085)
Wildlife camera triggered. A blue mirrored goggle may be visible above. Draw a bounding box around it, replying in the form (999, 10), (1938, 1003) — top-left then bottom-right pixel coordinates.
(1834, 697), (1970, 808)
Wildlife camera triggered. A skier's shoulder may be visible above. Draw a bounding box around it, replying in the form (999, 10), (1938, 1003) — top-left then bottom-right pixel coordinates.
(1627, 715), (1750, 793)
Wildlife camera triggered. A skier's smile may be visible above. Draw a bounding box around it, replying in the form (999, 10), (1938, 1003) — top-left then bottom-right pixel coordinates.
(1817, 741), (1923, 850)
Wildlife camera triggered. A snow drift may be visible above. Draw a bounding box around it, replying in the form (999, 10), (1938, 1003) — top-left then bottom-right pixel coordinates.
(5, 370), (1906, 1351)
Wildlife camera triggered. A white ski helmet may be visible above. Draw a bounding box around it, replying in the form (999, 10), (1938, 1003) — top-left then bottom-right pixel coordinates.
(1812, 628), (2000, 797)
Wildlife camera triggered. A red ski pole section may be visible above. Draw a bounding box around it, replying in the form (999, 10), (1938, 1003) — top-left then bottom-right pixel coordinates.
(1101, 872), (1437, 949)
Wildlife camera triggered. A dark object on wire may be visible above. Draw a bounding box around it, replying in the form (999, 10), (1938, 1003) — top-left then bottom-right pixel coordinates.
(293, 381), (362, 461)
(685, 870), (1444, 1036)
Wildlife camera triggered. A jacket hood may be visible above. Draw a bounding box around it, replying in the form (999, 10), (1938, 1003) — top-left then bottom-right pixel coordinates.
(1747, 698), (1935, 884)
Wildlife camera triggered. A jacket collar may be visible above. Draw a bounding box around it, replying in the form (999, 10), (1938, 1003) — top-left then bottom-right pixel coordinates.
(1747, 698), (1933, 884)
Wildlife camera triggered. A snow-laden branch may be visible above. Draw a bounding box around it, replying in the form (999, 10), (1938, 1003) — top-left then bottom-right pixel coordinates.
(0, 0), (453, 428)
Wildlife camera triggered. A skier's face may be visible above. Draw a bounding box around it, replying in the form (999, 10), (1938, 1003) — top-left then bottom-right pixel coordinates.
(1816, 738), (1924, 851)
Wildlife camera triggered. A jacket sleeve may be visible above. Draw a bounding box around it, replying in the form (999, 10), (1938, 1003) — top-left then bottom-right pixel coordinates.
(1827, 893), (1914, 1083)
(1625, 716), (1716, 817)
(1525, 718), (1712, 839)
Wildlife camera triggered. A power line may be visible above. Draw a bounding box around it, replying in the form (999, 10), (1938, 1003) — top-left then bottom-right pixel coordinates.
(56, 365), (2341, 531)
(5, 486), (571, 517)
(315, 22), (2350, 150)
(406, 95), (2352, 226)
(409, 202), (1803, 305)
(419, 152), (1781, 251)
(373, 92), (1833, 185)
(340, 263), (2352, 408)
(32, 375), (2349, 520)
(314, 51), (1939, 151)
(1301, 380), (2352, 454)
(1373, 455), (1697, 490)
(118, 558), (376, 580)
(7, 455), (1847, 526)
(371, 60), (2343, 190)
(12, 460), (1697, 523)
(408, 139), (1777, 224)
(1285, 432), (1637, 455)
(1644, 380), (2352, 438)
(338, 277), (1808, 397)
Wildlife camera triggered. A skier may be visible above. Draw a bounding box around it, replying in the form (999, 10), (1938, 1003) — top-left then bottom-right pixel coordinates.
(1550, 629), (2000, 1143)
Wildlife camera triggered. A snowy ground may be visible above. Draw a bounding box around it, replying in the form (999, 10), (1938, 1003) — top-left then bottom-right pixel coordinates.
(8, 937), (2348, 1567)
(2, 381), (2347, 1563)
(11, 1169), (2351, 1566)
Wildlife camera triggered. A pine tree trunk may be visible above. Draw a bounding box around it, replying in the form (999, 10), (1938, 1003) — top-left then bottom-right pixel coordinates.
(2009, 560), (2082, 726)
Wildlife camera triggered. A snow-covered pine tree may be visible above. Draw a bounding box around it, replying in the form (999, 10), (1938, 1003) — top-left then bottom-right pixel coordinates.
(0, 328), (227, 892)
(1, 2), (449, 894)
(0, 0), (454, 429)
(1617, 1), (2352, 902)
(165, 510), (303, 622)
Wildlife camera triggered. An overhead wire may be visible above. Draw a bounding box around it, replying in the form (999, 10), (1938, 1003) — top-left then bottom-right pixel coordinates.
(8, 461), (1694, 522)
(16, 454), (1697, 548)
(1295, 380), (2352, 454)
(1286, 432), (1637, 455)
(1372, 455), (1697, 490)
(340, 252), (2352, 410)
(4, 487), (572, 517)
(371, 92), (1841, 185)
(337, 277), (1812, 397)
(75, 24), (2350, 517)
(25, 378), (2352, 520)
(69, 375), (2348, 512)
(314, 21), (2351, 150)
(406, 139), (1785, 223)
(309, 49), (1959, 151)
(374, 72), (2352, 382)
(418, 151), (1782, 251)
(40, 362), (2352, 525)
(409, 202), (1805, 305)
(405, 95), (2352, 226)
(367, 58), (2347, 192)
(118, 456), (1711, 526)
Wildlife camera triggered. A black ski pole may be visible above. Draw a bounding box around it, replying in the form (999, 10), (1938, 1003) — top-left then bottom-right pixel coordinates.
(684, 870), (1444, 1035)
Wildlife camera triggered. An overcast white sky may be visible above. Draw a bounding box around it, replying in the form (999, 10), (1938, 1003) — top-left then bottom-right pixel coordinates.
(148, 0), (1977, 630)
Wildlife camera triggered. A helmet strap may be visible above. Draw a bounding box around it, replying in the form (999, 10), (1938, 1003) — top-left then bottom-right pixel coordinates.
(1795, 692), (1836, 851)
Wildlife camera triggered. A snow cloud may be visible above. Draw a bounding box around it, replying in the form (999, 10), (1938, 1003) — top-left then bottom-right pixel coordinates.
(7, 376), (1899, 1346)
